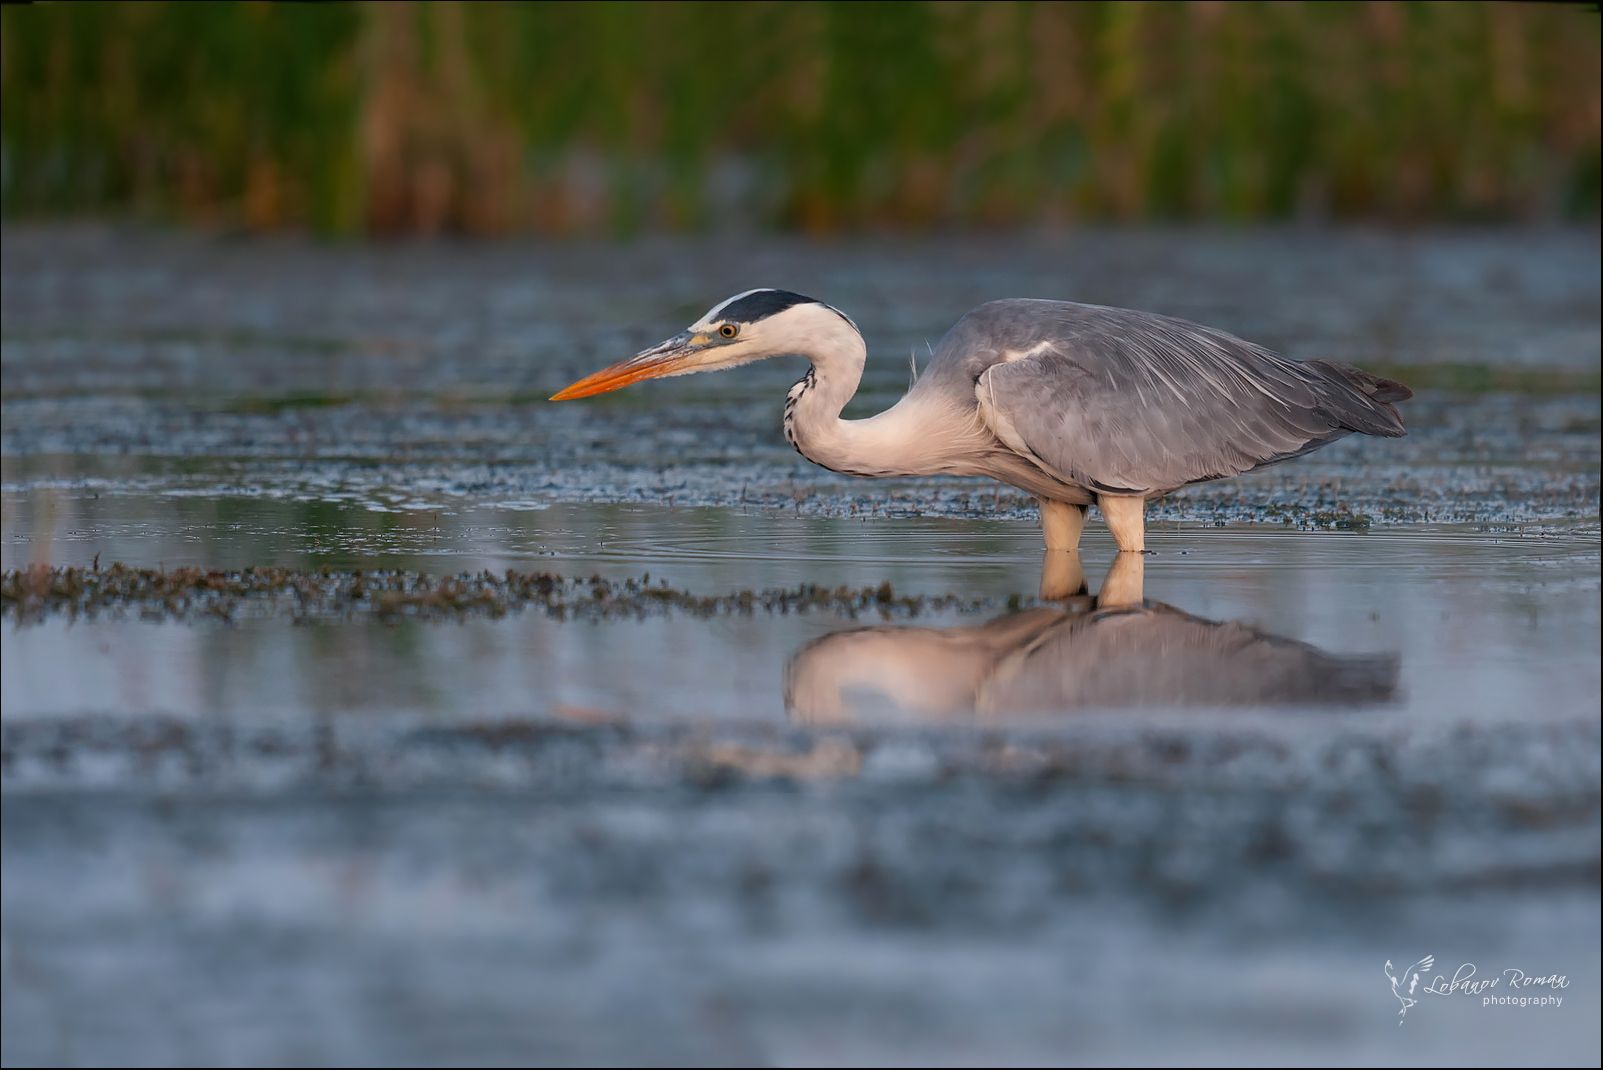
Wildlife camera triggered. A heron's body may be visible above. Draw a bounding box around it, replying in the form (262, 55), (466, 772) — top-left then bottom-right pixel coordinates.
(553, 290), (1411, 552)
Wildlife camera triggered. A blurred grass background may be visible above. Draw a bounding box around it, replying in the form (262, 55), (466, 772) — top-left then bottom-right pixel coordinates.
(1, 0), (1598, 235)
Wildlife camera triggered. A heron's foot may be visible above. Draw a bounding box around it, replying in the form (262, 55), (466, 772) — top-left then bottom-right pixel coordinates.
(1098, 551), (1145, 608)
(1097, 494), (1146, 554)
(1038, 550), (1087, 601)
(1039, 499), (1087, 552)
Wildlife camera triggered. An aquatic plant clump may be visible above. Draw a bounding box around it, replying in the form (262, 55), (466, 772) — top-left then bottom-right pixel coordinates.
(0, 563), (1004, 625)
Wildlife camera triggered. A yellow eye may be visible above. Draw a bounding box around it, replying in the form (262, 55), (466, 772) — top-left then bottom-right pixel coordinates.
(719, 324), (738, 339)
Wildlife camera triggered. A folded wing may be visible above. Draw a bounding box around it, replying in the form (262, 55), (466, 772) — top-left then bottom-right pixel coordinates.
(974, 303), (1409, 495)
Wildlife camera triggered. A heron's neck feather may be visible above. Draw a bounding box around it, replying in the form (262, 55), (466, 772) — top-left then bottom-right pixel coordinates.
(781, 328), (990, 478)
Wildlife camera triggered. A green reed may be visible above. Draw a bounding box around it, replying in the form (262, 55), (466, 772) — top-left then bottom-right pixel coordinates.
(2, 1), (1597, 234)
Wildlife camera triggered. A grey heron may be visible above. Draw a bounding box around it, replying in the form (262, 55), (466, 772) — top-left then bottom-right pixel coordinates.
(551, 289), (1412, 552)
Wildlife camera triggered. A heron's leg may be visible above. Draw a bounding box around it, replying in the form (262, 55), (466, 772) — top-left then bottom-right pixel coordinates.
(1098, 494), (1146, 553)
(1039, 499), (1087, 552)
(1097, 551), (1145, 607)
(1038, 549), (1086, 600)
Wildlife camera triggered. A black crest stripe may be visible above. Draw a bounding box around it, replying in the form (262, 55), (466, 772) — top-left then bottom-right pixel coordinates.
(716, 289), (858, 334)
(718, 289), (816, 324)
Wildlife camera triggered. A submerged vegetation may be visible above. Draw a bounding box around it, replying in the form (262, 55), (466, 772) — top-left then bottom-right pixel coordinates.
(0, 563), (1002, 624)
(2, 1), (1598, 234)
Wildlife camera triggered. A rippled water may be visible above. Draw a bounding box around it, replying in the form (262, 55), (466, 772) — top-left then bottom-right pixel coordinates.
(2, 499), (1598, 728)
(3, 227), (1599, 1066)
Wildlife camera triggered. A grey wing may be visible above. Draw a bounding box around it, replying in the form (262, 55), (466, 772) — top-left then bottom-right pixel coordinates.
(971, 302), (1410, 495)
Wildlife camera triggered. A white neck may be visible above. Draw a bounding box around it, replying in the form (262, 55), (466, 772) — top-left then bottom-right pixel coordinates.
(771, 307), (984, 478)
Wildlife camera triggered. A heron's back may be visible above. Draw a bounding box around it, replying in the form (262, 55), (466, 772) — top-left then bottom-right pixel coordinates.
(917, 298), (1410, 496)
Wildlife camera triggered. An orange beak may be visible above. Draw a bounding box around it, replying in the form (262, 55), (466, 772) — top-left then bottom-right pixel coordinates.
(550, 333), (698, 401)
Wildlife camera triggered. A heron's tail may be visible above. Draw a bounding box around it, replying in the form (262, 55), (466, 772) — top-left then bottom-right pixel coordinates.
(1306, 360), (1412, 437)
(1320, 361), (1413, 404)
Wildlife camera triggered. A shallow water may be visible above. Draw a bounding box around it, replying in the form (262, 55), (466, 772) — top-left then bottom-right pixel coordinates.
(2, 499), (1599, 727)
(3, 226), (1600, 1066)
(3, 226), (1600, 531)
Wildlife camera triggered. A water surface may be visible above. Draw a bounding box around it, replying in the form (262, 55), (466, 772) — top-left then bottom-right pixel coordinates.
(2, 500), (1597, 728)
(3, 227), (1598, 1067)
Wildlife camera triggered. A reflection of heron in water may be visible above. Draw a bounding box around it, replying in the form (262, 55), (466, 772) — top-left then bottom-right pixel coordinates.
(785, 554), (1399, 723)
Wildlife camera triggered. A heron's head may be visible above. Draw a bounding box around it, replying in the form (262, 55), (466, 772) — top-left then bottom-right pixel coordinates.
(550, 289), (858, 400)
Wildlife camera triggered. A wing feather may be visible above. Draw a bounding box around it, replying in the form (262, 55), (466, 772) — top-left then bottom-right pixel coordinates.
(971, 302), (1409, 495)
